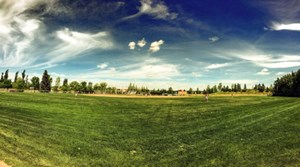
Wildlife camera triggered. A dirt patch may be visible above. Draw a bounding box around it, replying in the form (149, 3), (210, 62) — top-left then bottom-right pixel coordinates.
(0, 161), (11, 167)
(82, 94), (191, 98)
(82, 93), (267, 98)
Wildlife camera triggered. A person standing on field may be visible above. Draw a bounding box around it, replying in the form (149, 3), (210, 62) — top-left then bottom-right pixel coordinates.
(205, 94), (208, 102)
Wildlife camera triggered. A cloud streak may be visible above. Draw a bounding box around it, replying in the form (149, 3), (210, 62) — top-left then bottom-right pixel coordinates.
(257, 68), (270, 75)
(271, 23), (300, 31)
(205, 63), (229, 69)
(123, 0), (177, 20)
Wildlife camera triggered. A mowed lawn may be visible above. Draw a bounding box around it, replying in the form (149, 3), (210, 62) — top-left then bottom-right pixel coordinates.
(0, 93), (299, 166)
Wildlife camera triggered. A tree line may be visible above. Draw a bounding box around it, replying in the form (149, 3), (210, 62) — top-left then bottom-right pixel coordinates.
(273, 69), (300, 97)
(0, 69), (273, 95)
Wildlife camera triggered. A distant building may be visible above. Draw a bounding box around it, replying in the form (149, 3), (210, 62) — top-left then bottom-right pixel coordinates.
(177, 90), (187, 96)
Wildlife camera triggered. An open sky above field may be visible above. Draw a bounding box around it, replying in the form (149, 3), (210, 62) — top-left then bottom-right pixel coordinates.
(0, 0), (300, 89)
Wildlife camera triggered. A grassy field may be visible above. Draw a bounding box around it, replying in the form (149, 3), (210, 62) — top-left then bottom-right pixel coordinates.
(0, 93), (299, 166)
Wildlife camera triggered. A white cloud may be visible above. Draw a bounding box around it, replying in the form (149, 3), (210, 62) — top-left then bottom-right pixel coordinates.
(257, 62), (300, 68)
(192, 72), (201, 77)
(271, 23), (300, 31)
(149, 40), (164, 52)
(76, 57), (180, 81)
(137, 38), (147, 47)
(209, 36), (220, 42)
(276, 72), (286, 76)
(257, 68), (270, 75)
(128, 41), (136, 50)
(0, 0), (46, 67)
(49, 72), (66, 78)
(45, 28), (113, 63)
(97, 63), (108, 69)
(215, 42), (300, 69)
(205, 63), (229, 69)
(123, 0), (177, 20)
(0, 0), (94, 68)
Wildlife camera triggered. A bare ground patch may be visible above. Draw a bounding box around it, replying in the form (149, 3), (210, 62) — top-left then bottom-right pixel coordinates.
(0, 161), (10, 167)
(82, 93), (267, 98)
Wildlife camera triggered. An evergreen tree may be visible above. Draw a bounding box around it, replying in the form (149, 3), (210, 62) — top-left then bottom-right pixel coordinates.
(4, 70), (9, 80)
(14, 71), (19, 83)
(168, 87), (173, 94)
(273, 69), (300, 96)
(196, 88), (200, 94)
(0, 72), (3, 82)
(40, 70), (51, 92)
(21, 70), (26, 81)
(243, 84), (247, 92)
(187, 88), (193, 94)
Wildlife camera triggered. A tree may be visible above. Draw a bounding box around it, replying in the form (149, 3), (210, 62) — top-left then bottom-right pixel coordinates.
(273, 69), (300, 96)
(61, 79), (69, 93)
(196, 88), (201, 94)
(3, 79), (12, 90)
(206, 85), (211, 94)
(0, 72), (3, 82)
(187, 88), (193, 94)
(100, 82), (107, 94)
(87, 82), (93, 93)
(80, 81), (87, 93)
(53, 77), (61, 92)
(25, 75), (29, 88)
(4, 69), (9, 80)
(40, 70), (51, 92)
(15, 77), (25, 91)
(14, 71), (19, 83)
(218, 83), (222, 92)
(168, 87), (174, 95)
(69, 81), (80, 92)
(31, 76), (40, 91)
(212, 85), (218, 93)
(21, 70), (26, 81)
(242, 84), (247, 92)
(237, 83), (241, 92)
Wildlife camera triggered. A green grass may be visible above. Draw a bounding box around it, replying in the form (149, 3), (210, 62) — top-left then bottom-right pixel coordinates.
(0, 93), (299, 166)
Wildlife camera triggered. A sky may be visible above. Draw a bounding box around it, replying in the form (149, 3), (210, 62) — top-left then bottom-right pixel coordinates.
(1, 0), (300, 89)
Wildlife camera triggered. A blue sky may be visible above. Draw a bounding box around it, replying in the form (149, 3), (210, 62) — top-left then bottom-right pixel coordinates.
(1, 0), (300, 89)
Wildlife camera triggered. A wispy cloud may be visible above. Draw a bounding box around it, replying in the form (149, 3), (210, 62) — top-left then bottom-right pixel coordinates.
(0, 0), (113, 68)
(205, 63), (229, 69)
(257, 0), (300, 21)
(77, 57), (180, 81)
(97, 63), (109, 69)
(209, 36), (220, 42)
(211, 40), (300, 69)
(45, 28), (113, 64)
(271, 23), (300, 31)
(123, 0), (177, 20)
(0, 0), (46, 67)
(257, 68), (270, 75)
(276, 72), (287, 76)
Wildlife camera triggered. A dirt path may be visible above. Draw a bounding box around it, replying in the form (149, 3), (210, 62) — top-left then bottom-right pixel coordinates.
(0, 161), (10, 167)
(83, 94), (190, 98)
(83, 93), (267, 98)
